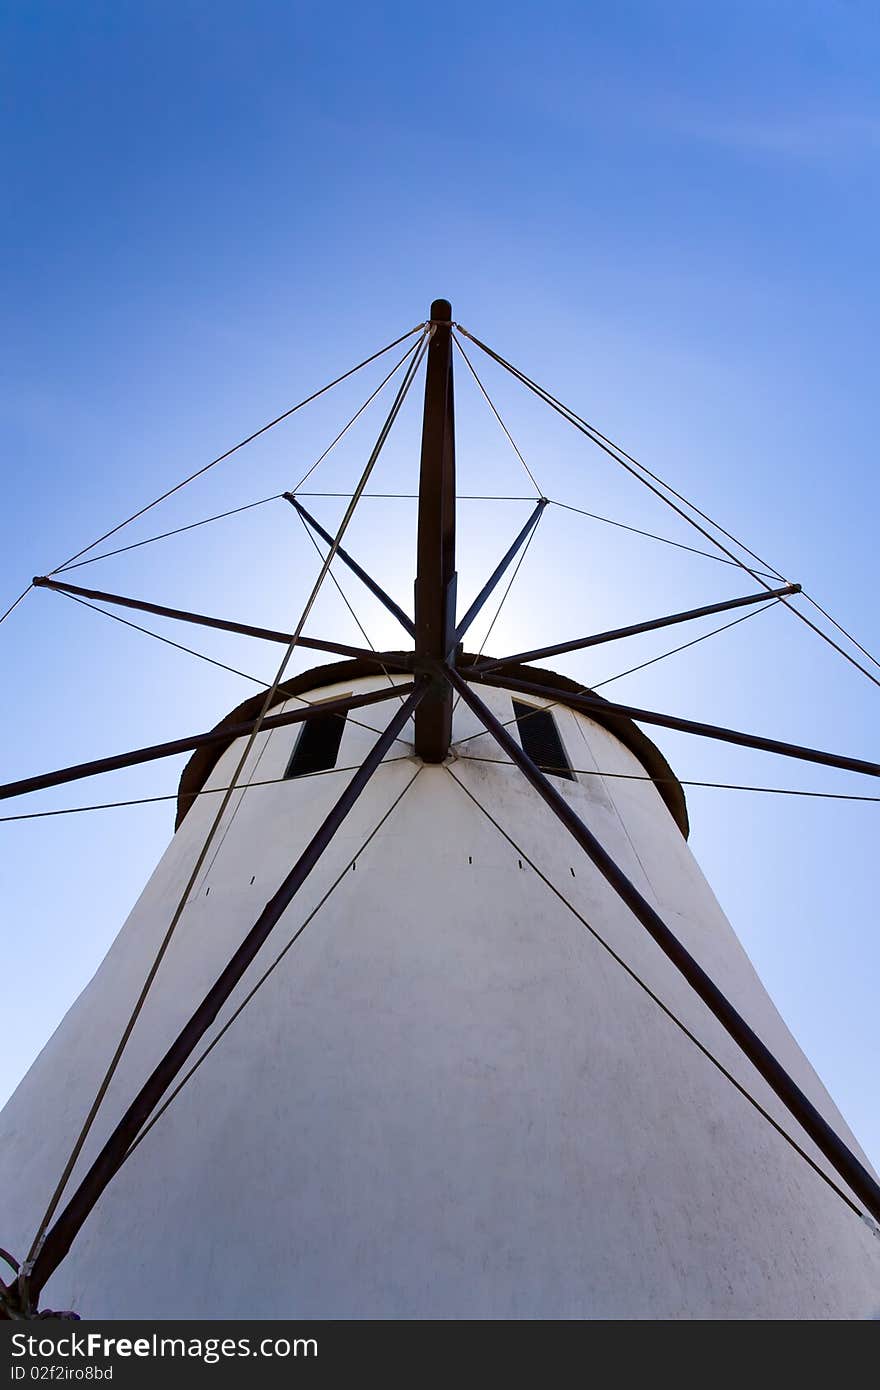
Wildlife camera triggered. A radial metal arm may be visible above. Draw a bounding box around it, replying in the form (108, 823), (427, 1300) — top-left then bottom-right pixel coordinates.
(26, 682), (428, 1304)
(472, 581), (799, 673)
(467, 671), (880, 781)
(33, 576), (415, 673)
(0, 684), (415, 804)
(283, 494), (416, 637)
(447, 665), (880, 1226)
(453, 498), (547, 647)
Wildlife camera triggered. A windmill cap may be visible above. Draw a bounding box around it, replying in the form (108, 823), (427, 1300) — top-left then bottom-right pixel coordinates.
(175, 653), (689, 837)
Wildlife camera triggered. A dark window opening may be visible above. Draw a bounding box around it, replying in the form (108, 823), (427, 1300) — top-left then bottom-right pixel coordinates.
(512, 700), (576, 781)
(285, 711), (346, 778)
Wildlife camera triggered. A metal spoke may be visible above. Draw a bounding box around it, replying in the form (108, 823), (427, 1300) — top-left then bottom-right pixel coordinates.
(447, 666), (880, 1226)
(284, 494), (415, 636)
(472, 582), (799, 674)
(453, 498), (548, 646)
(34, 576), (415, 672)
(0, 684), (415, 804)
(26, 682), (428, 1306)
(465, 670), (880, 781)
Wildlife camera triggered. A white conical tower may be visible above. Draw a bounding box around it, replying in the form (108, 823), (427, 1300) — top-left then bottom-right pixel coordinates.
(2, 303), (878, 1319)
(1, 658), (878, 1318)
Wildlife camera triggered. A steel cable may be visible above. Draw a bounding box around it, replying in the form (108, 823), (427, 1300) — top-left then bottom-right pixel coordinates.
(444, 766), (866, 1223)
(452, 331), (543, 496)
(23, 329), (430, 1278)
(49, 326), (425, 575)
(122, 765), (423, 1164)
(458, 326), (880, 692)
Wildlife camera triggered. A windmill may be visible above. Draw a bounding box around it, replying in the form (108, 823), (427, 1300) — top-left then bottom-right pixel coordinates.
(1, 301), (878, 1319)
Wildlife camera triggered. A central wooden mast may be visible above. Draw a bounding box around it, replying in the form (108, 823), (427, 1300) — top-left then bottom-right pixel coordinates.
(414, 298), (457, 761)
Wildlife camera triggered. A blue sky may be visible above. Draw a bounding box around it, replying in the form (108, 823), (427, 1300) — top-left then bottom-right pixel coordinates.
(2, 0), (879, 1184)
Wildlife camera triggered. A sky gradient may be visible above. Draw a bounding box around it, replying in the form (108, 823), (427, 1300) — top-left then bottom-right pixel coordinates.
(3, 0), (879, 1186)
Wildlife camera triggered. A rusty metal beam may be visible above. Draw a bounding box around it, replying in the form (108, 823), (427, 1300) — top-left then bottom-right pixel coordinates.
(283, 495), (416, 637)
(33, 576), (414, 672)
(0, 683), (415, 803)
(462, 670), (880, 781)
(453, 498), (547, 646)
(472, 582), (799, 673)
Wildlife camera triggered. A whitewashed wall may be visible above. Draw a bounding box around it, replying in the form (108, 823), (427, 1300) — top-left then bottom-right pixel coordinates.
(1, 671), (877, 1319)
